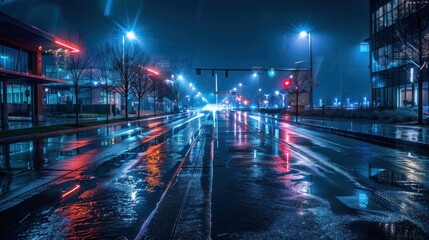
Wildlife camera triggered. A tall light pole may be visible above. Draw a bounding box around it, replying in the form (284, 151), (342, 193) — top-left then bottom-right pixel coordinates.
(122, 31), (136, 118)
(275, 91), (286, 108)
(215, 73), (219, 110)
(122, 31), (137, 71)
(253, 73), (260, 111)
(300, 31), (313, 109)
(264, 94), (270, 108)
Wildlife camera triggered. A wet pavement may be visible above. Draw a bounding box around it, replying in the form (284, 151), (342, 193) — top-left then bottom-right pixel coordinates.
(139, 110), (429, 239)
(1, 110), (429, 239)
(0, 112), (204, 207)
(0, 111), (208, 239)
(277, 115), (429, 144)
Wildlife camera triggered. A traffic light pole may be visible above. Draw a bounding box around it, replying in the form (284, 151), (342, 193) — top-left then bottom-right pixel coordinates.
(195, 67), (309, 112)
(309, 32), (314, 109)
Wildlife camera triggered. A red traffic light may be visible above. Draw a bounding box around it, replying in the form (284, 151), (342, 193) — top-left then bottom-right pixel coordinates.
(282, 79), (291, 88)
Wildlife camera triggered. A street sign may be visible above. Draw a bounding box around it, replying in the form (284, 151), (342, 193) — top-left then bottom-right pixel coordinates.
(215, 91), (236, 95)
(251, 65), (264, 75)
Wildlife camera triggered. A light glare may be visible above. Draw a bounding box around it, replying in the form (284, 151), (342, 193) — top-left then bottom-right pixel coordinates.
(126, 31), (137, 40)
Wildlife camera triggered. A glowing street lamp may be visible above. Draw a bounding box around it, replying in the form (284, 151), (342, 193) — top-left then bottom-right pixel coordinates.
(275, 91), (287, 108)
(126, 31), (136, 40)
(299, 30), (313, 108)
(264, 94), (270, 108)
(122, 30), (137, 84)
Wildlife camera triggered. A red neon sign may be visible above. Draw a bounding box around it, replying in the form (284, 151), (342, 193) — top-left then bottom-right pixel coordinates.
(55, 41), (80, 53)
(145, 68), (160, 75)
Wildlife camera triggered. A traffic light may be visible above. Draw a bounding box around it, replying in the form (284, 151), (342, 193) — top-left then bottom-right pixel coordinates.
(196, 68), (201, 75)
(268, 66), (275, 78)
(225, 69), (229, 78)
(282, 78), (291, 88)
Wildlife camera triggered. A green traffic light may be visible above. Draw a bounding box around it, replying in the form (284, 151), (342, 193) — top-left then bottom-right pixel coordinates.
(268, 66), (275, 78)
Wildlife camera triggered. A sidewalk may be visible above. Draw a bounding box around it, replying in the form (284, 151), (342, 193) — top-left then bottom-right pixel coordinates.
(6, 111), (169, 130)
(304, 118), (428, 143)
(273, 114), (429, 150)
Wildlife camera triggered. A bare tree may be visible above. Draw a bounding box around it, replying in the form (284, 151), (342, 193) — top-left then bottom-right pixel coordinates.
(288, 70), (311, 122)
(108, 41), (149, 119)
(131, 69), (153, 118)
(171, 78), (188, 112)
(395, 1), (429, 124)
(94, 43), (117, 123)
(152, 75), (166, 115)
(64, 31), (96, 126)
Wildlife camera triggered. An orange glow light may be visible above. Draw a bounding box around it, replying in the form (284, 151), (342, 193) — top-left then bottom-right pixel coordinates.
(55, 40), (80, 53)
(62, 184), (81, 198)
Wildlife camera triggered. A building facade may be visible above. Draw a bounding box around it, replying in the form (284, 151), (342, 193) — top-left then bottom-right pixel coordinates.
(370, 0), (428, 109)
(0, 12), (79, 130)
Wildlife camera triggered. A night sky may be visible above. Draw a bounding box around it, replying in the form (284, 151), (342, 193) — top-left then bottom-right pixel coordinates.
(0, 0), (370, 105)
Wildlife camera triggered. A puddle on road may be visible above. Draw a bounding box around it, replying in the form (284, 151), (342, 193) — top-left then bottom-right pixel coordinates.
(336, 193), (385, 211)
(348, 220), (429, 240)
(226, 143), (254, 152)
(368, 164), (429, 194)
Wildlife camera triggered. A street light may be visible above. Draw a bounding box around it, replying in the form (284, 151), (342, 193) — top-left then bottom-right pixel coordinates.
(264, 94), (270, 108)
(299, 30), (313, 109)
(253, 74), (261, 111)
(126, 31), (136, 40)
(121, 30), (137, 119)
(122, 31), (137, 67)
(275, 91), (287, 108)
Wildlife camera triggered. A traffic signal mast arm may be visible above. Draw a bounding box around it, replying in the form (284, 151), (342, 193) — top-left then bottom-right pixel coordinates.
(195, 67), (309, 77)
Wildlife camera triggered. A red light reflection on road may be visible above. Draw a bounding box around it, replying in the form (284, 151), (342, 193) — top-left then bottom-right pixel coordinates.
(147, 121), (162, 128)
(61, 184), (80, 198)
(274, 139), (291, 185)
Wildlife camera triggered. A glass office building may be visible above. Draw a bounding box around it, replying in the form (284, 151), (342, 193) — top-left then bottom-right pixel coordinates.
(370, 0), (428, 108)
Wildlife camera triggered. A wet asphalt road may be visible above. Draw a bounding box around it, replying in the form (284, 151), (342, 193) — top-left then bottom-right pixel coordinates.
(1, 110), (429, 239)
(209, 111), (429, 239)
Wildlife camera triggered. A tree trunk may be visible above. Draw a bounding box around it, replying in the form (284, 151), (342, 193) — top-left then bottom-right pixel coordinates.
(137, 99), (141, 119)
(75, 95), (79, 126)
(125, 93), (129, 120)
(106, 92), (109, 123)
(295, 92), (299, 123)
(75, 104), (79, 126)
